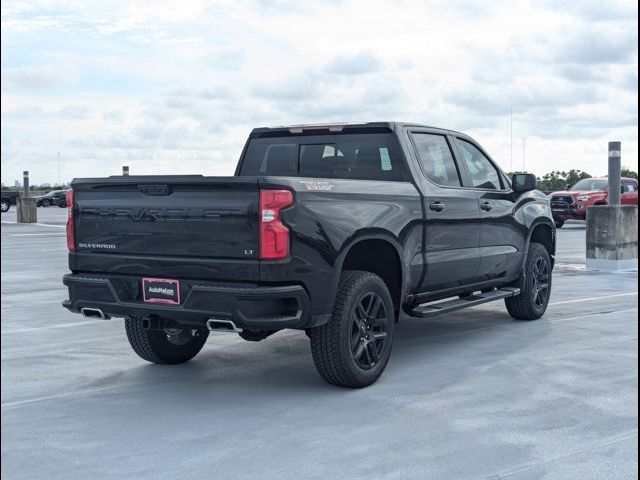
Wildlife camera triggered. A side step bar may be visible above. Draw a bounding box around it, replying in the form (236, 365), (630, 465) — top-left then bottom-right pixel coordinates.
(409, 287), (520, 319)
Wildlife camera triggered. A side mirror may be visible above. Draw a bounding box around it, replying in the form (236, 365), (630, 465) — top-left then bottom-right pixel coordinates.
(512, 173), (537, 193)
(565, 184), (572, 191)
(621, 185), (627, 194)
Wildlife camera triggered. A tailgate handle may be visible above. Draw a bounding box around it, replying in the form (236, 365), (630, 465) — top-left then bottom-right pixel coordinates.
(139, 185), (172, 196)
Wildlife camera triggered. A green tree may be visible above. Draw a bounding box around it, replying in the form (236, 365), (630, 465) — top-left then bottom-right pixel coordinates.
(565, 169), (592, 187)
(536, 170), (592, 192)
(621, 167), (638, 179)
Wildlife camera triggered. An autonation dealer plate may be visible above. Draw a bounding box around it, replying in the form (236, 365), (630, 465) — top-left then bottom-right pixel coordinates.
(142, 277), (180, 305)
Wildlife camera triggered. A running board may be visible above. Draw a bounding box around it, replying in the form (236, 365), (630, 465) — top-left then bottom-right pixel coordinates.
(409, 288), (520, 319)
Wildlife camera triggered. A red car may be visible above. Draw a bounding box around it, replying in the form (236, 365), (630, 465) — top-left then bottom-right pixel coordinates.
(549, 177), (638, 228)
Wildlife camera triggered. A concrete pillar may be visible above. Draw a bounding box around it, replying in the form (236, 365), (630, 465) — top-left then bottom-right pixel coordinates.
(17, 170), (37, 223)
(586, 206), (638, 270)
(17, 198), (38, 223)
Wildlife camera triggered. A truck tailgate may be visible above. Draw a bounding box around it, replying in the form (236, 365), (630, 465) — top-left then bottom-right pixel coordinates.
(72, 176), (260, 280)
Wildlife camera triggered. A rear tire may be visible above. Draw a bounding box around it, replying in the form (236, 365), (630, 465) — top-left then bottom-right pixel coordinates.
(309, 271), (395, 388)
(1, 200), (10, 212)
(554, 219), (564, 228)
(505, 242), (552, 320)
(125, 318), (209, 364)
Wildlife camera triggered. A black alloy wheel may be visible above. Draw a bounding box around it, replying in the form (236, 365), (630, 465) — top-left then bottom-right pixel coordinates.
(531, 256), (550, 309)
(505, 242), (552, 320)
(350, 292), (390, 370)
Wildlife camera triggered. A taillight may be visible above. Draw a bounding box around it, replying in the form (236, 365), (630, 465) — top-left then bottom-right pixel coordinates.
(66, 189), (75, 251)
(259, 189), (293, 260)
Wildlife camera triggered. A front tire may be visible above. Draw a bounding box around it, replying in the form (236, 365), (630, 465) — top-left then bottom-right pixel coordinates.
(505, 242), (552, 320)
(42, 199), (51, 207)
(309, 271), (395, 388)
(1, 200), (9, 212)
(125, 318), (209, 364)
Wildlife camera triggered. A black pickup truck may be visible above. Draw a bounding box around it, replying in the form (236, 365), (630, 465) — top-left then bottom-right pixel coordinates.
(62, 122), (555, 387)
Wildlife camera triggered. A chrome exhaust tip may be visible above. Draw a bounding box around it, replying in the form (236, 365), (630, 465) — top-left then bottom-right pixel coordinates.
(206, 319), (243, 333)
(80, 307), (111, 320)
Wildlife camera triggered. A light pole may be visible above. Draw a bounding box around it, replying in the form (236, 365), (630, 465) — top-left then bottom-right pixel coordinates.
(509, 107), (528, 172)
(522, 137), (526, 172)
(510, 109), (513, 172)
(58, 152), (61, 186)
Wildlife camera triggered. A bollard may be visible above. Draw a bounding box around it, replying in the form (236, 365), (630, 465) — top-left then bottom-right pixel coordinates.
(23, 170), (30, 198)
(607, 141), (621, 206)
(16, 170), (37, 223)
(586, 141), (638, 270)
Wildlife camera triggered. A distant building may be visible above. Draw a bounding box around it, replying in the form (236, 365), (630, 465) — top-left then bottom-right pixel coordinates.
(14, 180), (20, 188)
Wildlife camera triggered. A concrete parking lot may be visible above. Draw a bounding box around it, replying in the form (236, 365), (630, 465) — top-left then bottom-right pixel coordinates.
(2, 208), (638, 480)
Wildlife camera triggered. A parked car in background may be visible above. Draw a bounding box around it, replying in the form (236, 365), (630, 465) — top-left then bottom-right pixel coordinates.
(549, 177), (638, 228)
(36, 190), (68, 208)
(1, 191), (20, 212)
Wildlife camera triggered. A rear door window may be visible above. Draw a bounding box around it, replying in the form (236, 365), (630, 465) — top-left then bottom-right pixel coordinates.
(239, 133), (405, 181)
(411, 133), (462, 187)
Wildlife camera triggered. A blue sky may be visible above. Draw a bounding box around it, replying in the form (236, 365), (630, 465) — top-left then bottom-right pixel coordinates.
(1, 0), (638, 185)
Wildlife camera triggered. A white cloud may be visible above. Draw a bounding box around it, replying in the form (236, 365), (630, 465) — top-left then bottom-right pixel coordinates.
(1, 0), (638, 186)
(1, 64), (81, 90)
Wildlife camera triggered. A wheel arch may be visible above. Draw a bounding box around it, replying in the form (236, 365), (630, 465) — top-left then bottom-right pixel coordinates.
(524, 219), (556, 269)
(335, 232), (407, 319)
(511, 218), (555, 291)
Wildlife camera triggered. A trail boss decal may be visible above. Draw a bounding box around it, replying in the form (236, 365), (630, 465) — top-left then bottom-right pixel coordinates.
(299, 180), (335, 191)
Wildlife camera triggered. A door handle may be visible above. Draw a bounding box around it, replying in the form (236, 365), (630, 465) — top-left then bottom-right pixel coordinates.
(480, 202), (493, 211)
(429, 202), (446, 212)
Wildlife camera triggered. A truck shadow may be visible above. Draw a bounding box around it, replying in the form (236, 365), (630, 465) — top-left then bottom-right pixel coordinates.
(124, 306), (552, 399)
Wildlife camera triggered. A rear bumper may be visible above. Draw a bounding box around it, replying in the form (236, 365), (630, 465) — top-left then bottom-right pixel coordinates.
(62, 273), (325, 330)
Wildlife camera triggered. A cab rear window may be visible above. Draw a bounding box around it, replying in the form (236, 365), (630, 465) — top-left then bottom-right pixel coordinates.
(239, 133), (406, 181)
